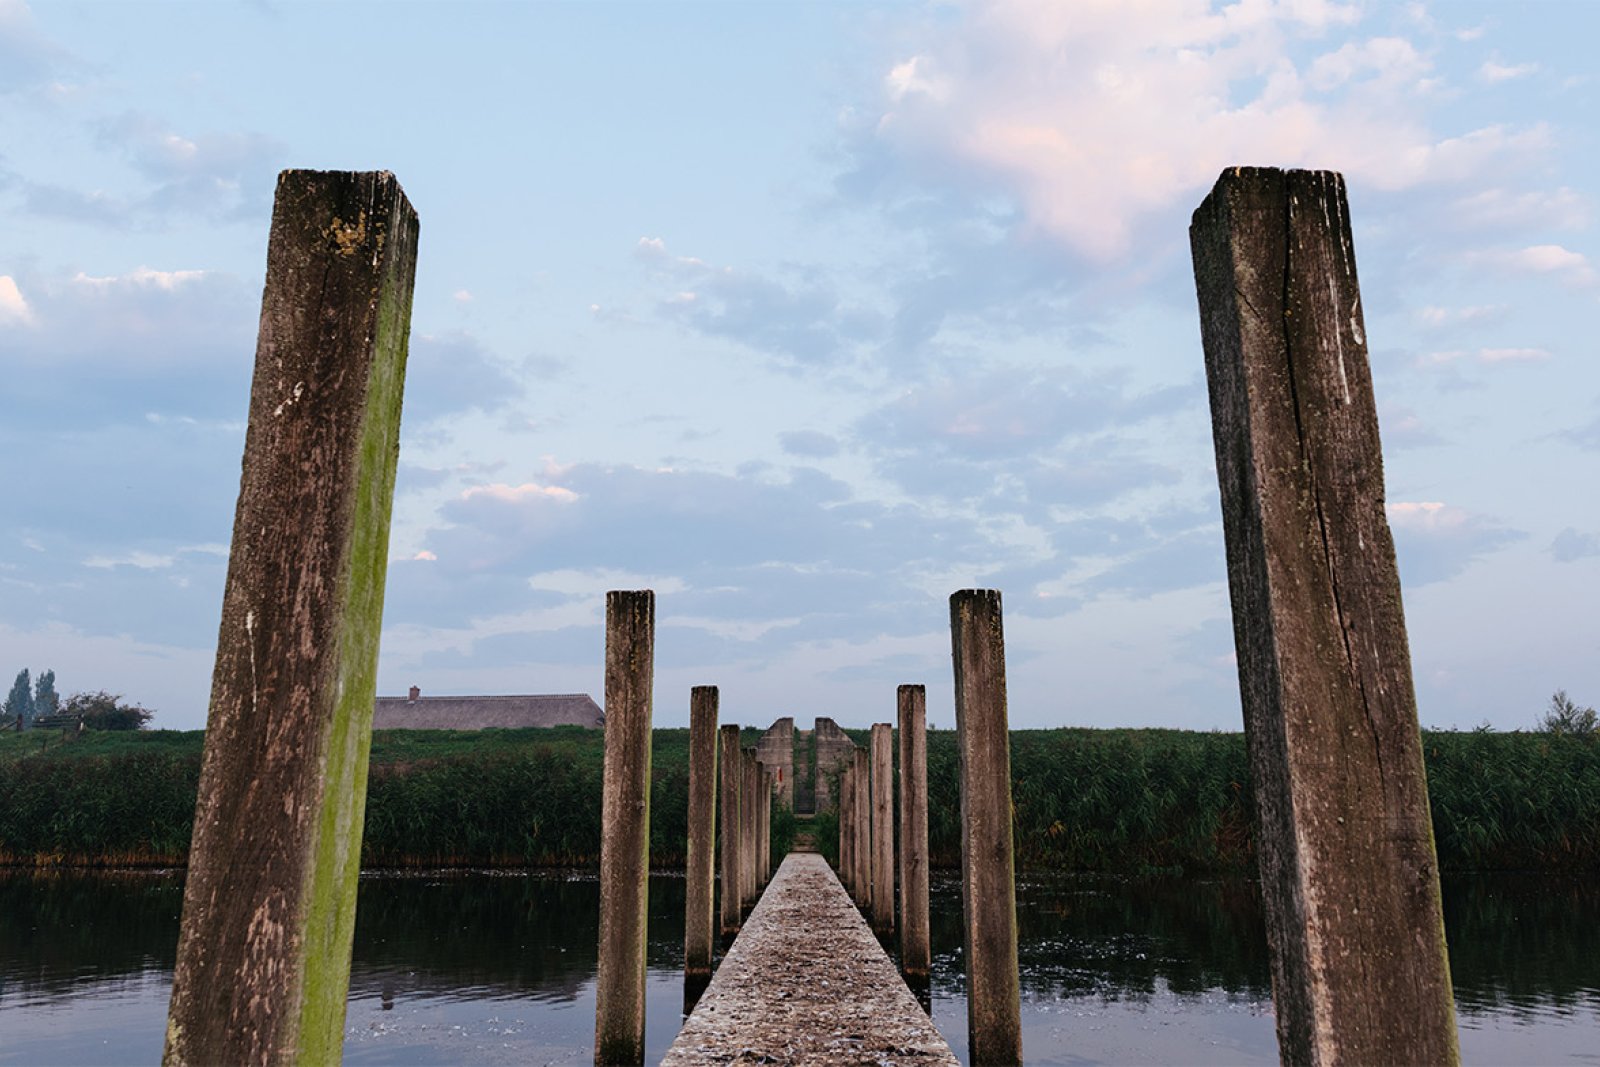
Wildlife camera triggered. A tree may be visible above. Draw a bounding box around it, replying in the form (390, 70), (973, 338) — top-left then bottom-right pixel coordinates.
(1539, 690), (1598, 735)
(34, 669), (59, 718)
(62, 691), (154, 731)
(5, 669), (34, 727)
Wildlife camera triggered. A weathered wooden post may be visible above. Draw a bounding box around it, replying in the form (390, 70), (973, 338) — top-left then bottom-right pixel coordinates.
(852, 747), (872, 913)
(718, 724), (742, 937)
(595, 590), (655, 1065)
(839, 760), (856, 894)
(870, 722), (895, 934)
(898, 685), (931, 978)
(1190, 167), (1458, 1067)
(742, 749), (758, 912)
(685, 686), (718, 980)
(759, 766), (773, 885)
(163, 170), (418, 1067)
(950, 589), (1022, 1065)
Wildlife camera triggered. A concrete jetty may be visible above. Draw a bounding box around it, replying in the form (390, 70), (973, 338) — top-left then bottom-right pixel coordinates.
(662, 853), (956, 1066)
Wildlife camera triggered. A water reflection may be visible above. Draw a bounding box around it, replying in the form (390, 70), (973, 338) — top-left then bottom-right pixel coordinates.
(1, 867), (1597, 1065)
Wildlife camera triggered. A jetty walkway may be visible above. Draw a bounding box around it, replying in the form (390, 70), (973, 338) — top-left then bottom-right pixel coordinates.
(662, 853), (956, 1065)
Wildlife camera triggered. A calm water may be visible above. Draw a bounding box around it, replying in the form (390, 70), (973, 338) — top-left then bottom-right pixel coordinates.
(2, 867), (1597, 1064)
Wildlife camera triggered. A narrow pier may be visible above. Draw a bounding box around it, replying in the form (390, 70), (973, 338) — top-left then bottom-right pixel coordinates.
(662, 853), (956, 1065)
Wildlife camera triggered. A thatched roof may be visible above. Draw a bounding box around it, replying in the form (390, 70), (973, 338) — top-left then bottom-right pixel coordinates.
(373, 693), (604, 730)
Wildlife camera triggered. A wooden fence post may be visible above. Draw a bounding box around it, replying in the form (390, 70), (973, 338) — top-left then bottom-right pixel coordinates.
(898, 685), (931, 978)
(1190, 166), (1458, 1066)
(163, 170), (418, 1067)
(718, 724), (742, 938)
(870, 722), (895, 934)
(742, 749), (757, 912)
(950, 589), (1021, 1066)
(685, 686), (718, 979)
(595, 590), (655, 1065)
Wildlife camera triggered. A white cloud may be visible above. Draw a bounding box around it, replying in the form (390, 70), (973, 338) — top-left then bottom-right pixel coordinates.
(460, 481), (579, 505)
(862, 0), (1549, 260)
(72, 266), (206, 291)
(1449, 187), (1589, 232)
(1479, 58), (1538, 84)
(1477, 347), (1549, 364)
(1472, 244), (1599, 287)
(0, 275), (34, 326)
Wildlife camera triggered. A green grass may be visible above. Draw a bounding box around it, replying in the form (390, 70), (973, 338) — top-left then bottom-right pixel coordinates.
(2, 725), (1596, 873)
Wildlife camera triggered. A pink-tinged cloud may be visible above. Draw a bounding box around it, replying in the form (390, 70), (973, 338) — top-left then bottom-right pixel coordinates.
(868, 0), (1550, 260)
(460, 482), (579, 505)
(1473, 244), (1598, 287)
(0, 275), (34, 326)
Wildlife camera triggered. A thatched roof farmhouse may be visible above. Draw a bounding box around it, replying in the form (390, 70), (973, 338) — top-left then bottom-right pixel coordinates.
(373, 687), (604, 730)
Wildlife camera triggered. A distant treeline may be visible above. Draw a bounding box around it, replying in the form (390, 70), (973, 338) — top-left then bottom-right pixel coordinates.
(1, 726), (1596, 873)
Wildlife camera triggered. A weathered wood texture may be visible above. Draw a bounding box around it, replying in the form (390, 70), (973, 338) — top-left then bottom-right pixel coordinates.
(759, 766), (774, 885)
(839, 761), (856, 895)
(718, 724), (742, 937)
(897, 685), (931, 977)
(870, 722), (895, 934)
(163, 170), (419, 1067)
(685, 686), (718, 977)
(852, 748), (872, 914)
(595, 590), (655, 1065)
(950, 589), (1022, 1066)
(661, 855), (957, 1066)
(1190, 167), (1457, 1067)
(742, 750), (758, 912)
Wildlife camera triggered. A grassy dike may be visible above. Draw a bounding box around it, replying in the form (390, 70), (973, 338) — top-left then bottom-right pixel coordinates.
(1, 726), (1596, 872)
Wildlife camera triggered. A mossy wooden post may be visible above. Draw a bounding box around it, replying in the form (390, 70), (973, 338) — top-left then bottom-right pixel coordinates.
(898, 685), (931, 978)
(870, 722), (895, 934)
(595, 590), (655, 1065)
(162, 170), (418, 1067)
(685, 686), (718, 979)
(839, 760), (856, 894)
(718, 724), (742, 937)
(852, 747), (872, 913)
(950, 589), (1021, 1066)
(1190, 167), (1458, 1067)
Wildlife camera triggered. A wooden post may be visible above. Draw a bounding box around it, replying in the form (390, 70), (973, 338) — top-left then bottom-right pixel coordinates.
(759, 766), (773, 885)
(870, 723), (895, 934)
(898, 685), (931, 978)
(950, 589), (1021, 1066)
(852, 747), (871, 914)
(595, 590), (655, 1065)
(742, 749), (757, 912)
(685, 686), (718, 979)
(718, 724), (742, 937)
(839, 760), (856, 893)
(163, 170), (418, 1067)
(1190, 167), (1458, 1066)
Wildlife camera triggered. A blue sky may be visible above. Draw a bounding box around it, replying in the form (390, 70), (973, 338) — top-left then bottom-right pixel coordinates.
(2, 0), (1596, 732)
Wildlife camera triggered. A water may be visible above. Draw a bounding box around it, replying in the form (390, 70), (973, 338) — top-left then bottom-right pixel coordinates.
(2, 868), (1596, 1064)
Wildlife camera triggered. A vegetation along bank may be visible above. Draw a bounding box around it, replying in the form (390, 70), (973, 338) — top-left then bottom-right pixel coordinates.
(1, 725), (1595, 873)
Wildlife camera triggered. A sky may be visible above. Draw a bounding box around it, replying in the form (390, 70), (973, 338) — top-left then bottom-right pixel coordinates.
(2, 0), (1596, 733)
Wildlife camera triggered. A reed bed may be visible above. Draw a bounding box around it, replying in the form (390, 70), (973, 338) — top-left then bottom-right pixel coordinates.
(1, 726), (1594, 872)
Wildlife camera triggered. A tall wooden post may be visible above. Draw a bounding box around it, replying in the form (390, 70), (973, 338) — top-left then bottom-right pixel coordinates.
(870, 723), (895, 934)
(595, 590), (655, 1065)
(685, 686), (718, 979)
(898, 685), (931, 978)
(950, 589), (1021, 1066)
(852, 747), (871, 914)
(742, 749), (758, 912)
(718, 724), (742, 937)
(839, 761), (856, 893)
(759, 766), (773, 885)
(163, 170), (418, 1067)
(1190, 167), (1458, 1067)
